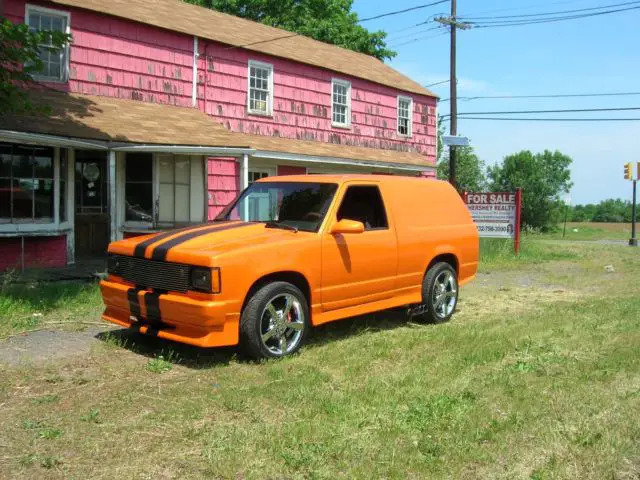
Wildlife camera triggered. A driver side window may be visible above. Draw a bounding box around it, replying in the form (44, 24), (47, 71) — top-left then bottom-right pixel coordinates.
(337, 185), (388, 230)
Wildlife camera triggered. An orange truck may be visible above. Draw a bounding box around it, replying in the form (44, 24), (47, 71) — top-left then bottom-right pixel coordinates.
(101, 175), (479, 358)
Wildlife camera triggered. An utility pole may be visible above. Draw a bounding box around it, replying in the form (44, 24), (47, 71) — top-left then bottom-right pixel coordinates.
(436, 3), (471, 191)
(631, 179), (638, 247)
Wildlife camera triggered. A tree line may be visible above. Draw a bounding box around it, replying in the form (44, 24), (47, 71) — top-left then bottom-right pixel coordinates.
(570, 199), (638, 223)
(436, 121), (574, 232)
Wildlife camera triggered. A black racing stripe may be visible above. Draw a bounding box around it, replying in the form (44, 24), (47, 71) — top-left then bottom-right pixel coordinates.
(132, 224), (207, 258)
(150, 222), (251, 261)
(127, 287), (142, 319)
(144, 291), (162, 322)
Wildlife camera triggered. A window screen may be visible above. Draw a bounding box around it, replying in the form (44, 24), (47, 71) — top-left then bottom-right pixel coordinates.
(398, 97), (412, 136)
(248, 62), (273, 115)
(27, 7), (68, 81)
(332, 80), (351, 126)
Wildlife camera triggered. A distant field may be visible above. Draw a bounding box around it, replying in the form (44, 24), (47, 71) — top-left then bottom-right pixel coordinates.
(544, 222), (631, 241)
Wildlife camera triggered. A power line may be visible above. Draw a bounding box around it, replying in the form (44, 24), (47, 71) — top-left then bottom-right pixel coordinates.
(387, 23), (440, 41)
(458, 0), (588, 18)
(425, 79), (451, 88)
(388, 30), (448, 48)
(442, 106), (640, 117)
(455, 117), (640, 121)
(439, 91), (640, 102)
(471, 5), (640, 28)
(359, 0), (449, 22)
(459, 0), (640, 20)
(225, 33), (300, 50)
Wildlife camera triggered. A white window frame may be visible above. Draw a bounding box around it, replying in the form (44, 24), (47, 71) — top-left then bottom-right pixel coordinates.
(248, 166), (276, 185)
(331, 78), (352, 128)
(247, 60), (274, 116)
(25, 4), (71, 83)
(397, 95), (413, 137)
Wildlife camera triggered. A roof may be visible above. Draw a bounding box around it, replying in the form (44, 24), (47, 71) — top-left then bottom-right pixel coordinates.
(259, 174), (437, 183)
(0, 91), (433, 168)
(50, 0), (436, 98)
(0, 90), (240, 146)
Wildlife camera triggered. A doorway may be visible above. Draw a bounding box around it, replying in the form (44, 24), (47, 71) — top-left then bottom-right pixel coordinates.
(75, 150), (109, 257)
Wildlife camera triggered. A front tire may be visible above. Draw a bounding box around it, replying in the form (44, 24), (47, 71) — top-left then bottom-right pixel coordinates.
(240, 281), (309, 359)
(418, 262), (458, 323)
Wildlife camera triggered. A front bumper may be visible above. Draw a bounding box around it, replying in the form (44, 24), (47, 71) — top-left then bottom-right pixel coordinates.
(100, 278), (240, 348)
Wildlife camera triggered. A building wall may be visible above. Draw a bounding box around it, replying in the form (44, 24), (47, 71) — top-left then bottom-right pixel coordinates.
(277, 165), (307, 176)
(6, 0), (194, 106)
(198, 41), (437, 163)
(207, 157), (239, 220)
(0, 236), (67, 270)
(7, 0), (437, 165)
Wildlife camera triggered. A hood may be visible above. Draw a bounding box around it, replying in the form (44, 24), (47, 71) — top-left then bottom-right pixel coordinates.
(109, 221), (312, 266)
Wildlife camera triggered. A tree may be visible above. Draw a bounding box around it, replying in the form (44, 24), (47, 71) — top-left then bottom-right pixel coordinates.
(185, 0), (396, 60)
(1, 17), (71, 115)
(487, 150), (573, 231)
(437, 146), (487, 192)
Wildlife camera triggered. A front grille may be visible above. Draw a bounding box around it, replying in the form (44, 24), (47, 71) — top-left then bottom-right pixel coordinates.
(109, 255), (191, 293)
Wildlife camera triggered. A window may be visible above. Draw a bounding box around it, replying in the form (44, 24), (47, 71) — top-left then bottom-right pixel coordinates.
(26, 5), (70, 82)
(248, 169), (273, 185)
(248, 61), (273, 115)
(217, 182), (338, 232)
(337, 186), (388, 230)
(397, 96), (413, 137)
(125, 153), (153, 223)
(332, 79), (351, 127)
(0, 144), (58, 223)
(124, 154), (205, 226)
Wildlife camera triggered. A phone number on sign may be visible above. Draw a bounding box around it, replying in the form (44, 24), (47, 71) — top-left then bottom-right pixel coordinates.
(477, 224), (511, 233)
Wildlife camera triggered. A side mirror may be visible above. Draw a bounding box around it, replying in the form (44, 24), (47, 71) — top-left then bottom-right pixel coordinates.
(330, 219), (365, 235)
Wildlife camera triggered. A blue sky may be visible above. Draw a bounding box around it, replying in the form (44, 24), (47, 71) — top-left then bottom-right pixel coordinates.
(352, 0), (640, 204)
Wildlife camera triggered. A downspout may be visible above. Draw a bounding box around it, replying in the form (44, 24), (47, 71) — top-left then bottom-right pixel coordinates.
(192, 36), (199, 107)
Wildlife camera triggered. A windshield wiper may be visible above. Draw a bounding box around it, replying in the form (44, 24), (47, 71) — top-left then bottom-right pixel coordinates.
(265, 221), (298, 233)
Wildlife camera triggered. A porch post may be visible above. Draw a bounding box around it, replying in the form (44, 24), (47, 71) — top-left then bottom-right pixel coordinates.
(108, 150), (117, 242)
(241, 153), (249, 190)
(241, 153), (249, 221)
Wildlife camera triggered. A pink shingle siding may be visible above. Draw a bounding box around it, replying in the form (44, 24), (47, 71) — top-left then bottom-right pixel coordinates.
(207, 157), (239, 220)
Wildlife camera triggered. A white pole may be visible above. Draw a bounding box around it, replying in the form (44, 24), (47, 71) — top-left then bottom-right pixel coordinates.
(109, 150), (117, 242)
(192, 36), (199, 107)
(241, 153), (249, 220)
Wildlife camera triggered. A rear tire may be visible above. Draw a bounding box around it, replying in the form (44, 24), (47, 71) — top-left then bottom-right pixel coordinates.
(417, 262), (458, 323)
(240, 281), (309, 359)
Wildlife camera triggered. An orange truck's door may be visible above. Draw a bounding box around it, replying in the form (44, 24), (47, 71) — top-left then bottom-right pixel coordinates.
(320, 184), (398, 311)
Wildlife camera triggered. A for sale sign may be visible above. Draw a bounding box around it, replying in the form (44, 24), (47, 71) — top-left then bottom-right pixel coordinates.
(464, 191), (522, 252)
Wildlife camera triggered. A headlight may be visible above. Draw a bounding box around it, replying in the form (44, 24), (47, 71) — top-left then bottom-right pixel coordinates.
(107, 255), (121, 274)
(190, 267), (221, 294)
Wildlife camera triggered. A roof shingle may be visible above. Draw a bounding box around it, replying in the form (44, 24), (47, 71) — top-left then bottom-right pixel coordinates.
(0, 91), (433, 168)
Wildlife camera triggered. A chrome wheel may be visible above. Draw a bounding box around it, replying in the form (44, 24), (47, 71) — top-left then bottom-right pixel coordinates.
(432, 270), (457, 318)
(260, 293), (305, 355)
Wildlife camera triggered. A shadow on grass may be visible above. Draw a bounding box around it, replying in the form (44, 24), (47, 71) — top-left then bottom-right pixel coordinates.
(94, 307), (415, 369)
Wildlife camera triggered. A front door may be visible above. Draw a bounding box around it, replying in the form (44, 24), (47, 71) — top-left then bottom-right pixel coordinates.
(320, 184), (398, 311)
(75, 151), (109, 257)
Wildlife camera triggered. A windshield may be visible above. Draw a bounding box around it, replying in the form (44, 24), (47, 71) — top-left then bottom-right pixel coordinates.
(215, 181), (338, 232)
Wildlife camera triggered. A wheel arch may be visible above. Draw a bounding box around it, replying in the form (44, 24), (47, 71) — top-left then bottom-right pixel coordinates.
(426, 252), (459, 276)
(241, 271), (312, 316)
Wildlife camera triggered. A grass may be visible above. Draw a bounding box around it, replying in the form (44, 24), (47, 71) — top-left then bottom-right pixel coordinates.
(0, 241), (639, 478)
(543, 222), (631, 241)
(479, 237), (580, 270)
(0, 280), (102, 338)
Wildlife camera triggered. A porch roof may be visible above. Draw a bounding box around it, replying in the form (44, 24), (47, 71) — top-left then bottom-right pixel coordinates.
(0, 91), (433, 169)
